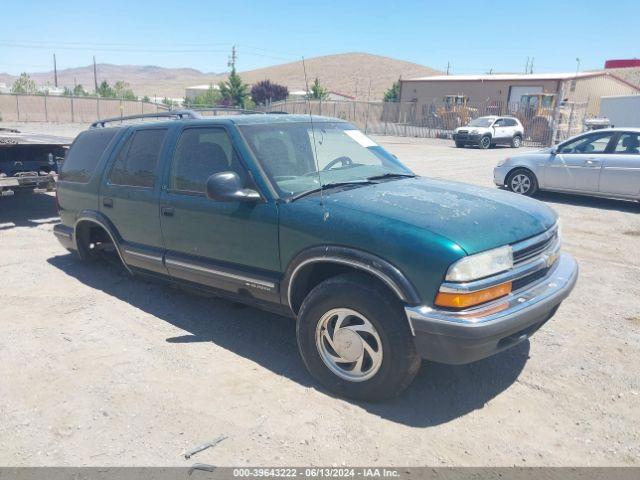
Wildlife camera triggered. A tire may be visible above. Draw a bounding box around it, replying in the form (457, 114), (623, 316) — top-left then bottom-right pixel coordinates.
(506, 168), (538, 196)
(455, 141), (464, 148)
(511, 135), (522, 148)
(296, 273), (421, 401)
(479, 135), (491, 149)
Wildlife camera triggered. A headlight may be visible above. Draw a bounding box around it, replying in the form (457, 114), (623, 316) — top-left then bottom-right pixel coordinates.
(470, 129), (479, 134)
(445, 245), (513, 282)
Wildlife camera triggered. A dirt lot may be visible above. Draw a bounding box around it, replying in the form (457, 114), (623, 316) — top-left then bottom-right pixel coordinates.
(1, 123), (639, 467)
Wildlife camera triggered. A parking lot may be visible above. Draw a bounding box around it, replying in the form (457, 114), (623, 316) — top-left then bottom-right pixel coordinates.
(1, 124), (639, 467)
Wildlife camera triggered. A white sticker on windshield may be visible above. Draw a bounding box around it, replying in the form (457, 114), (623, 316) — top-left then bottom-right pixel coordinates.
(345, 130), (378, 148)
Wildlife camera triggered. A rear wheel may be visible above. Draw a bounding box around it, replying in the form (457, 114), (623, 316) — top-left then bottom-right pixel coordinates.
(506, 168), (538, 196)
(296, 273), (421, 401)
(479, 135), (491, 149)
(511, 135), (522, 148)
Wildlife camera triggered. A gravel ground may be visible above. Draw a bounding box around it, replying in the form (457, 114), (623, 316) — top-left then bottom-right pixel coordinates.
(1, 123), (639, 467)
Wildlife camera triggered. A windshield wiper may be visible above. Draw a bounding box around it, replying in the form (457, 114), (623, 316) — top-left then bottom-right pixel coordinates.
(288, 181), (374, 202)
(366, 173), (416, 181)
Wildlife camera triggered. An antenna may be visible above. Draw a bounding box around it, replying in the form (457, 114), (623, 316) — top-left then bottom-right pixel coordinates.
(301, 56), (325, 211)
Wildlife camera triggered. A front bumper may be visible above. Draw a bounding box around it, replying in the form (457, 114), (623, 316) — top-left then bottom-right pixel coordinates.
(493, 165), (509, 186)
(405, 252), (578, 364)
(453, 133), (481, 143)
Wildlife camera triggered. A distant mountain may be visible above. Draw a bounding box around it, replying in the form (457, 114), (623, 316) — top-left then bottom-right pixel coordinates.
(0, 52), (440, 101)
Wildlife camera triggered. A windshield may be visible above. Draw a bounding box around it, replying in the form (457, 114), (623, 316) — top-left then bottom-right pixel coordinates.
(468, 117), (495, 127)
(240, 122), (413, 197)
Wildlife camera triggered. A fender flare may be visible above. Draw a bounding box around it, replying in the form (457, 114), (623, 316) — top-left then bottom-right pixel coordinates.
(74, 210), (132, 274)
(282, 245), (421, 312)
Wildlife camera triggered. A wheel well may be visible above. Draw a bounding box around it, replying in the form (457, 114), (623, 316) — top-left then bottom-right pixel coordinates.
(506, 167), (538, 186)
(74, 219), (121, 263)
(288, 262), (396, 315)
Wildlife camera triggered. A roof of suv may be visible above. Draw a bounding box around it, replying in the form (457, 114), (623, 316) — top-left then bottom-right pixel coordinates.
(90, 114), (346, 131)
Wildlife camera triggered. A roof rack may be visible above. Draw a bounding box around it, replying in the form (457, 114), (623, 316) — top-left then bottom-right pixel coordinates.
(190, 106), (264, 116)
(90, 110), (202, 128)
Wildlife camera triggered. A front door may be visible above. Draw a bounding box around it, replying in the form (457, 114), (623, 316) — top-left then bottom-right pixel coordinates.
(159, 125), (280, 304)
(99, 127), (169, 274)
(599, 132), (640, 197)
(492, 118), (510, 141)
(543, 131), (615, 192)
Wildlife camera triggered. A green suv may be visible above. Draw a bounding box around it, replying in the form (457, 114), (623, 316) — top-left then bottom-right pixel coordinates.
(53, 112), (578, 401)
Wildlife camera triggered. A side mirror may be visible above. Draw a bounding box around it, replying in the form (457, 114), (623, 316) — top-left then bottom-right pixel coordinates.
(550, 147), (558, 155)
(205, 172), (261, 202)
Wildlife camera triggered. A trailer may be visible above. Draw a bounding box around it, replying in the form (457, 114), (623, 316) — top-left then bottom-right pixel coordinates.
(599, 95), (640, 128)
(0, 128), (70, 196)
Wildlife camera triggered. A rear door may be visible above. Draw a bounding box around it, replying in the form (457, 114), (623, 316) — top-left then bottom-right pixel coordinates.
(159, 125), (280, 304)
(543, 131), (615, 192)
(99, 127), (169, 274)
(599, 131), (640, 197)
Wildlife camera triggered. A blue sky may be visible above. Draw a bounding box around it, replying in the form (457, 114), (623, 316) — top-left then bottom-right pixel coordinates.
(1, 0), (638, 75)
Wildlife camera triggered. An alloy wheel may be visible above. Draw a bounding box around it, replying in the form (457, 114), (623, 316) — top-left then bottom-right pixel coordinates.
(510, 173), (531, 194)
(315, 308), (383, 382)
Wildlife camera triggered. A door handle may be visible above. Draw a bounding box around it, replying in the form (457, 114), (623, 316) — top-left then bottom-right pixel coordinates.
(161, 206), (174, 217)
(584, 159), (600, 167)
(103, 197), (113, 208)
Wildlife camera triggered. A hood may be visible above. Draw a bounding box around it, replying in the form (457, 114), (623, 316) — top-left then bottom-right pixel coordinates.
(322, 177), (557, 255)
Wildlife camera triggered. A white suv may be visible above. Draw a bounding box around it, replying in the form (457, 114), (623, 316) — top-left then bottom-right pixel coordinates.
(453, 116), (524, 149)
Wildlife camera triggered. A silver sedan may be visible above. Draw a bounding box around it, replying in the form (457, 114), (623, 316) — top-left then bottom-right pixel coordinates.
(493, 128), (640, 201)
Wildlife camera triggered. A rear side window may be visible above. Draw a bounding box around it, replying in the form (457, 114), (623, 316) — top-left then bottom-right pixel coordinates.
(59, 128), (119, 183)
(109, 129), (167, 188)
(504, 118), (518, 127)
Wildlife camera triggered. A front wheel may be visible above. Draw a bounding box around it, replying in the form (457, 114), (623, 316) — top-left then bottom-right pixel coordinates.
(479, 135), (491, 149)
(506, 168), (538, 196)
(297, 273), (421, 401)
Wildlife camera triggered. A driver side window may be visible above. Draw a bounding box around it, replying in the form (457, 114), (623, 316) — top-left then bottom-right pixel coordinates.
(170, 127), (247, 194)
(558, 132), (614, 154)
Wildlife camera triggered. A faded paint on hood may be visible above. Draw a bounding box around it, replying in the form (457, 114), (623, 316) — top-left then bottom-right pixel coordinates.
(323, 177), (557, 254)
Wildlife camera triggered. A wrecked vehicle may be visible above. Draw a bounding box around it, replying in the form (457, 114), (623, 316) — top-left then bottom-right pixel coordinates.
(0, 129), (68, 196)
(54, 111), (578, 400)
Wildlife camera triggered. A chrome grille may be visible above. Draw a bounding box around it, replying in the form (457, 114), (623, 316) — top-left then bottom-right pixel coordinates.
(512, 227), (558, 266)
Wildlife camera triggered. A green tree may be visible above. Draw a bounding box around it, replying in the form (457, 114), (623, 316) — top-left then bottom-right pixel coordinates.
(309, 78), (329, 100)
(73, 84), (89, 96)
(191, 85), (222, 106)
(142, 95), (150, 103)
(219, 68), (249, 108)
(11, 73), (38, 94)
(383, 80), (401, 102)
(97, 80), (114, 98)
(113, 80), (137, 100)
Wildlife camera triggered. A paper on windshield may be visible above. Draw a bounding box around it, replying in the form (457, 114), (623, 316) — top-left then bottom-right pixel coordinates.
(344, 130), (378, 148)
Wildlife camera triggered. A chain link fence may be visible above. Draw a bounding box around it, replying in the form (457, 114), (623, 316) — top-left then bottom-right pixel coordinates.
(0, 93), (169, 123)
(1, 93), (589, 147)
(262, 98), (589, 147)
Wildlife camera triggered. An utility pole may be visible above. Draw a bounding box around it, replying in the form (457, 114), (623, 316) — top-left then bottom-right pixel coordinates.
(575, 57), (581, 76)
(228, 45), (237, 71)
(53, 54), (58, 87)
(93, 56), (98, 93)
(529, 57), (534, 74)
(446, 62), (450, 75)
(524, 57), (529, 74)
